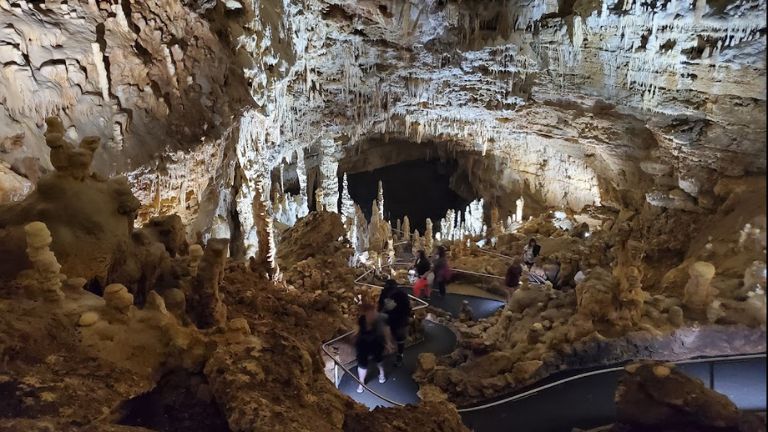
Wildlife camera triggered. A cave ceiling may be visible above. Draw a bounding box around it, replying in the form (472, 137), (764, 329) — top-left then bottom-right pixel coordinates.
(0, 0), (765, 240)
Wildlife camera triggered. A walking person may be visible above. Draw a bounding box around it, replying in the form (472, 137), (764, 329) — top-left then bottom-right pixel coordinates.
(414, 250), (431, 277)
(354, 303), (388, 393)
(432, 245), (451, 297)
(377, 279), (411, 367)
(504, 257), (523, 302)
(522, 238), (541, 269)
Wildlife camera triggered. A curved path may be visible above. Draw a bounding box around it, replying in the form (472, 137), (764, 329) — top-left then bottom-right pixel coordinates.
(459, 353), (766, 432)
(326, 265), (766, 430)
(337, 289), (504, 408)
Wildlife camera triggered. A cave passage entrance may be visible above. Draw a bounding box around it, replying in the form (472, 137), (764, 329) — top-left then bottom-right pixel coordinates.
(345, 159), (472, 233)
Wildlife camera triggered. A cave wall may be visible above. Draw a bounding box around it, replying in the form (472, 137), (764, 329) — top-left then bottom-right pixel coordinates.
(0, 0), (250, 234)
(1, 0), (765, 255)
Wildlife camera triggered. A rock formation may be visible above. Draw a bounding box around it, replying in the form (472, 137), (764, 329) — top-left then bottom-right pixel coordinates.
(188, 238), (228, 329)
(15, 221), (65, 302)
(607, 361), (764, 432)
(0, 0), (766, 429)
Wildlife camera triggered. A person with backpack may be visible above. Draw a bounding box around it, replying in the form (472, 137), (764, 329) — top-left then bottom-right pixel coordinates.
(412, 250), (432, 298)
(432, 245), (451, 297)
(414, 250), (431, 277)
(354, 302), (388, 393)
(522, 238), (541, 269)
(377, 279), (411, 367)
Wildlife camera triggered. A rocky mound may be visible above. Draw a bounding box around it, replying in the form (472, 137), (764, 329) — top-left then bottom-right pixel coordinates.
(582, 361), (766, 432)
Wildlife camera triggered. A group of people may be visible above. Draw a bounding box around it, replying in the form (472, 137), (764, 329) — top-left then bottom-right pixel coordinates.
(353, 239), (552, 393)
(504, 238), (543, 295)
(354, 279), (411, 393)
(354, 246), (454, 393)
(412, 246), (451, 298)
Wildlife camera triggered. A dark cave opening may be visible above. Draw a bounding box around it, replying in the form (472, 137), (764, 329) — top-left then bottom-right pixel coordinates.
(117, 370), (230, 432)
(345, 159), (472, 233)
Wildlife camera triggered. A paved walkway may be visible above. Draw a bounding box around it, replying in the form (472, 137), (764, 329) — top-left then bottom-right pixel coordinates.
(336, 286), (505, 408)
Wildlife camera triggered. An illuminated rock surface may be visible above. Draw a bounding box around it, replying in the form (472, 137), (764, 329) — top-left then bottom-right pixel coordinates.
(0, 0), (765, 430)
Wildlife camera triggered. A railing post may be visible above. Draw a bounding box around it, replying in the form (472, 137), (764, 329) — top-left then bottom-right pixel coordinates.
(334, 364), (339, 388)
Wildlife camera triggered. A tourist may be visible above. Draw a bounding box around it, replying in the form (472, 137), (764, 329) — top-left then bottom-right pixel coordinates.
(377, 279), (411, 367)
(505, 257), (523, 300)
(414, 250), (431, 277)
(354, 302), (388, 393)
(522, 238), (541, 268)
(432, 245), (451, 297)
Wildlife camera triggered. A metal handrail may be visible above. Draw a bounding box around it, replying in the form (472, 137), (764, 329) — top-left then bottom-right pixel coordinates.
(324, 260), (766, 411)
(321, 262), (429, 407)
(456, 352), (768, 412)
(476, 247), (516, 261)
(452, 268), (505, 280)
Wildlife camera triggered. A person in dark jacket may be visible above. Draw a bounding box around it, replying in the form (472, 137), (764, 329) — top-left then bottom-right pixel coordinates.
(414, 250), (431, 277)
(522, 238), (541, 269)
(354, 303), (388, 393)
(377, 279), (411, 366)
(505, 257), (523, 289)
(504, 257), (523, 303)
(432, 246), (450, 297)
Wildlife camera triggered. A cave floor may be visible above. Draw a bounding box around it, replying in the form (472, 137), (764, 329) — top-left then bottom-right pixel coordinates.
(337, 288), (504, 408)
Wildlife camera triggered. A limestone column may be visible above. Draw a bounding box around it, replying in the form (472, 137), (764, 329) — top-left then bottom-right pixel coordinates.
(340, 173), (355, 223)
(319, 138), (339, 213)
(252, 177), (279, 278)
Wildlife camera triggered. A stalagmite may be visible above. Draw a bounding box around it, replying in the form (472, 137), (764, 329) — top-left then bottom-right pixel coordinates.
(402, 216), (411, 242)
(377, 180), (385, 219)
(411, 229), (424, 256)
(683, 261), (717, 315)
(515, 196), (525, 222)
(354, 204), (369, 253)
(16, 221), (65, 302)
(489, 206), (501, 239)
(188, 244), (204, 276)
(425, 218), (434, 253)
(368, 201), (390, 253)
(315, 187), (325, 212)
(189, 238), (229, 329)
(103, 283), (134, 316)
(340, 173), (354, 224)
